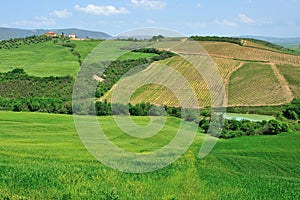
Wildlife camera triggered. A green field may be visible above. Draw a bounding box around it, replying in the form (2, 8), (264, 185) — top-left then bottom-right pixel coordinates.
(0, 111), (299, 199)
(0, 40), (158, 77)
(0, 41), (79, 77)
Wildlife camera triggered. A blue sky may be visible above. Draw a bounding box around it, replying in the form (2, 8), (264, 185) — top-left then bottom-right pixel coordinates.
(0, 0), (299, 37)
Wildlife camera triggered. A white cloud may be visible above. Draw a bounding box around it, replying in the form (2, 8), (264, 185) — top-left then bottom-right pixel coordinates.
(215, 19), (237, 27)
(239, 14), (255, 24)
(131, 0), (166, 9)
(50, 9), (72, 18)
(74, 4), (129, 16)
(11, 16), (56, 27)
(196, 3), (202, 8)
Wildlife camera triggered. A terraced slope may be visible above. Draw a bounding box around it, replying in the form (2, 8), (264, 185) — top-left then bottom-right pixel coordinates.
(277, 64), (300, 98)
(103, 39), (300, 107)
(198, 41), (300, 65)
(102, 55), (241, 107)
(228, 62), (290, 106)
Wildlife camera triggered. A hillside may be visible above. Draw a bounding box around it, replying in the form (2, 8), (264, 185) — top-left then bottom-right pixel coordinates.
(1, 36), (300, 108)
(102, 38), (300, 107)
(0, 111), (299, 199)
(0, 27), (111, 40)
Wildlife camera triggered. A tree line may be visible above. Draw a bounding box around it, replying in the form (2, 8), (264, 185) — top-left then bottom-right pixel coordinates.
(0, 35), (52, 49)
(199, 114), (290, 139)
(190, 36), (242, 45)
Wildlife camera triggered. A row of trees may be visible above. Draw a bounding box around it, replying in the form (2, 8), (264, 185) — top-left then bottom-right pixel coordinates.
(199, 115), (289, 139)
(190, 36), (242, 45)
(0, 92), (294, 139)
(0, 97), (72, 114)
(0, 69), (73, 101)
(0, 35), (52, 49)
(62, 42), (82, 66)
(74, 101), (182, 118)
(283, 98), (300, 120)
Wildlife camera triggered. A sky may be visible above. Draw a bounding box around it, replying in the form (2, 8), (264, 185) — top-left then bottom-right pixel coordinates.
(0, 0), (299, 37)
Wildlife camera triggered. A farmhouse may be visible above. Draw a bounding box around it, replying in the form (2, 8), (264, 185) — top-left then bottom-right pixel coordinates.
(68, 33), (76, 38)
(44, 32), (57, 37)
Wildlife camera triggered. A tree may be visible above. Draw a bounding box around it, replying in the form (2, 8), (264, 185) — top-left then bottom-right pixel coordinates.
(265, 120), (282, 135)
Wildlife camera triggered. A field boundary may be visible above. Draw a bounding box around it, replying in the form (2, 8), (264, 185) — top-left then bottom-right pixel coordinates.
(224, 61), (245, 105)
(270, 63), (294, 102)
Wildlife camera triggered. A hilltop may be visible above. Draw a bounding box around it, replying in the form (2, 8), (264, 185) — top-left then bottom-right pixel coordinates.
(0, 27), (111, 40)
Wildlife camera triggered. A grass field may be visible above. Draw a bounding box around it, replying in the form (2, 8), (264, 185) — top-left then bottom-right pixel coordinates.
(228, 62), (289, 106)
(0, 40), (159, 77)
(84, 40), (157, 63)
(72, 40), (102, 60)
(0, 111), (299, 199)
(0, 41), (80, 77)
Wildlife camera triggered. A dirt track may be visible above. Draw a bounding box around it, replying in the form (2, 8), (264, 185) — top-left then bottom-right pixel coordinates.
(270, 62), (294, 102)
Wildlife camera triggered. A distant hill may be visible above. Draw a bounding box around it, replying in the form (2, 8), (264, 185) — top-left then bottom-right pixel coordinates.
(241, 35), (300, 47)
(0, 27), (111, 40)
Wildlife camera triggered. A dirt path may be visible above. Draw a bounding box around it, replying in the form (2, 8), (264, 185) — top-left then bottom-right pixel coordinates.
(270, 62), (294, 102)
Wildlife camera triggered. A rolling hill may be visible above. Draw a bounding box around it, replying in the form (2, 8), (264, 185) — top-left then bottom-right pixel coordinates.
(0, 35), (300, 108)
(0, 27), (111, 40)
(0, 111), (299, 199)
(0, 34), (300, 199)
(102, 38), (300, 107)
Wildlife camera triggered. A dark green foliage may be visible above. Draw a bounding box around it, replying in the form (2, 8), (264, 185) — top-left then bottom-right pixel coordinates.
(95, 48), (175, 98)
(0, 69), (73, 114)
(219, 119), (289, 138)
(283, 98), (300, 120)
(62, 42), (76, 49)
(165, 106), (181, 118)
(244, 38), (285, 51)
(133, 48), (176, 60)
(0, 69), (73, 101)
(0, 97), (72, 114)
(190, 36), (242, 45)
(95, 58), (150, 97)
(198, 110), (290, 138)
(0, 35), (51, 49)
(62, 42), (82, 65)
(95, 100), (112, 116)
(199, 118), (210, 132)
(94, 102), (165, 117)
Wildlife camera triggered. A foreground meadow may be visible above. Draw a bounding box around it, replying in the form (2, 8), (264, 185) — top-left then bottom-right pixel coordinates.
(0, 111), (299, 199)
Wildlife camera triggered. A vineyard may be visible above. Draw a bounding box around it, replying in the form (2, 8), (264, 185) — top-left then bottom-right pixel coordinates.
(277, 64), (300, 98)
(102, 55), (241, 107)
(198, 41), (300, 65)
(228, 62), (289, 106)
(99, 39), (300, 107)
